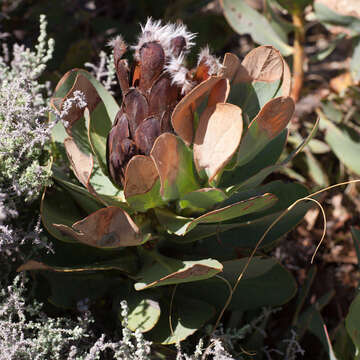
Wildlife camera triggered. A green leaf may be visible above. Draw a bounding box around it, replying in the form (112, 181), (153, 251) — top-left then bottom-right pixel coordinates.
(41, 186), (83, 243)
(346, 293), (360, 358)
(52, 166), (104, 214)
(221, 0), (293, 56)
(230, 117), (319, 193)
(85, 106), (112, 177)
(120, 290), (162, 333)
(223, 181), (307, 220)
(186, 193), (278, 231)
(297, 291), (334, 340)
(267, 0), (295, 41)
(274, 0), (313, 14)
(309, 309), (338, 359)
(310, 34), (346, 63)
(320, 113), (360, 175)
(126, 180), (165, 213)
(179, 257), (297, 311)
(178, 188), (228, 213)
(303, 149), (329, 186)
(235, 97), (294, 167)
(151, 133), (200, 201)
(53, 167), (131, 212)
(40, 272), (124, 309)
(292, 266), (317, 326)
(156, 193), (278, 236)
(18, 254), (138, 275)
(147, 296), (214, 344)
(351, 227), (360, 271)
(314, 2), (360, 35)
(186, 191), (311, 256)
(228, 80), (281, 121)
(134, 252), (223, 290)
(333, 324), (356, 360)
(351, 36), (360, 83)
(221, 129), (288, 188)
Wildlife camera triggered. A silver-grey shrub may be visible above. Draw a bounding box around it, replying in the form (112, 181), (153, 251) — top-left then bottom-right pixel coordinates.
(0, 14), (54, 203)
(0, 14), (54, 256)
(0, 276), (152, 360)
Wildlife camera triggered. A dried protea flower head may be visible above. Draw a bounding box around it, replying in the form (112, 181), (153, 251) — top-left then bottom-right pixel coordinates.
(106, 18), (224, 186)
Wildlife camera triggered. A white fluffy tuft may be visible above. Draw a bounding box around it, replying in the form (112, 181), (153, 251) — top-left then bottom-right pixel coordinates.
(197, 46), (224, 75)
(107, 35), (127, 51)
(168, 22), (196, 53)
(133, 18), (196, 60)
(165, 55), (194, 95)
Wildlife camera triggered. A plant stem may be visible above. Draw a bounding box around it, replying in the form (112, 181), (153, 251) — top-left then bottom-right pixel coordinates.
(291, 11), (305, 102)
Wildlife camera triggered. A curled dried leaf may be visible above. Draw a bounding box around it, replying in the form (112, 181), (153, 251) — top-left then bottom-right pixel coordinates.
(221, 52), (241, 82)
(64, 137), (93, 189)
(208, 78), (230, 107)
(53, 207), (142, 248)
(171, 76), (223, 145)
(60, 73), (100, 134)
(241, 45), (283, 82)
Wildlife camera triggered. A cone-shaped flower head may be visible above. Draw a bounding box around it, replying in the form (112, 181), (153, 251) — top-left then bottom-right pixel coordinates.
(106, 18), (223, 186)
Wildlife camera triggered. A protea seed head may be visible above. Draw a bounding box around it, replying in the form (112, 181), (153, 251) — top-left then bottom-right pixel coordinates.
(106, 18), (222, 187)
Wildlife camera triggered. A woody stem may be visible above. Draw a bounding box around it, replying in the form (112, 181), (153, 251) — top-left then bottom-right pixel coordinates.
(291, 11), (305, 102)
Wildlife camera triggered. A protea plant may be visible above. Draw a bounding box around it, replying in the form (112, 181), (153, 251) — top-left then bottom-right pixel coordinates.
(20, 19), (315, 344)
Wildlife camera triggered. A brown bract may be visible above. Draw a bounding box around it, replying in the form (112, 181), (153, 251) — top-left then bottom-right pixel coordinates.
(124, 155), (159, 198)
(134, 116), (161, 155)
(123, 89), (149, 137)
(194, 103), (243, 182)
(148, 74), (179, 116)
(139, 42), (165, 92)
(53, 206), (141, 248)
(253, 96), (295, 139)
(150, 133), (180, 196)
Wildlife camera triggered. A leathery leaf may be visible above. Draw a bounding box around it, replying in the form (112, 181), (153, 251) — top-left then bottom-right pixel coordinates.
(134, 252), (223, 291)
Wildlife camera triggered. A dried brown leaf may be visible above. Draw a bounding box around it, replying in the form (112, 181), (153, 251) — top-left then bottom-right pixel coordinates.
(53, 207), (141, 248)
(124, 155), (159, 198)
(64, 137), (93, 188)
(252, 96), (294, 139)
(150, 133), (179, 195)
(171, 76), (222, 145)
(194, 103), (243, 181)
(60, 73), (100, 134)
(241, 45), (283, 82)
